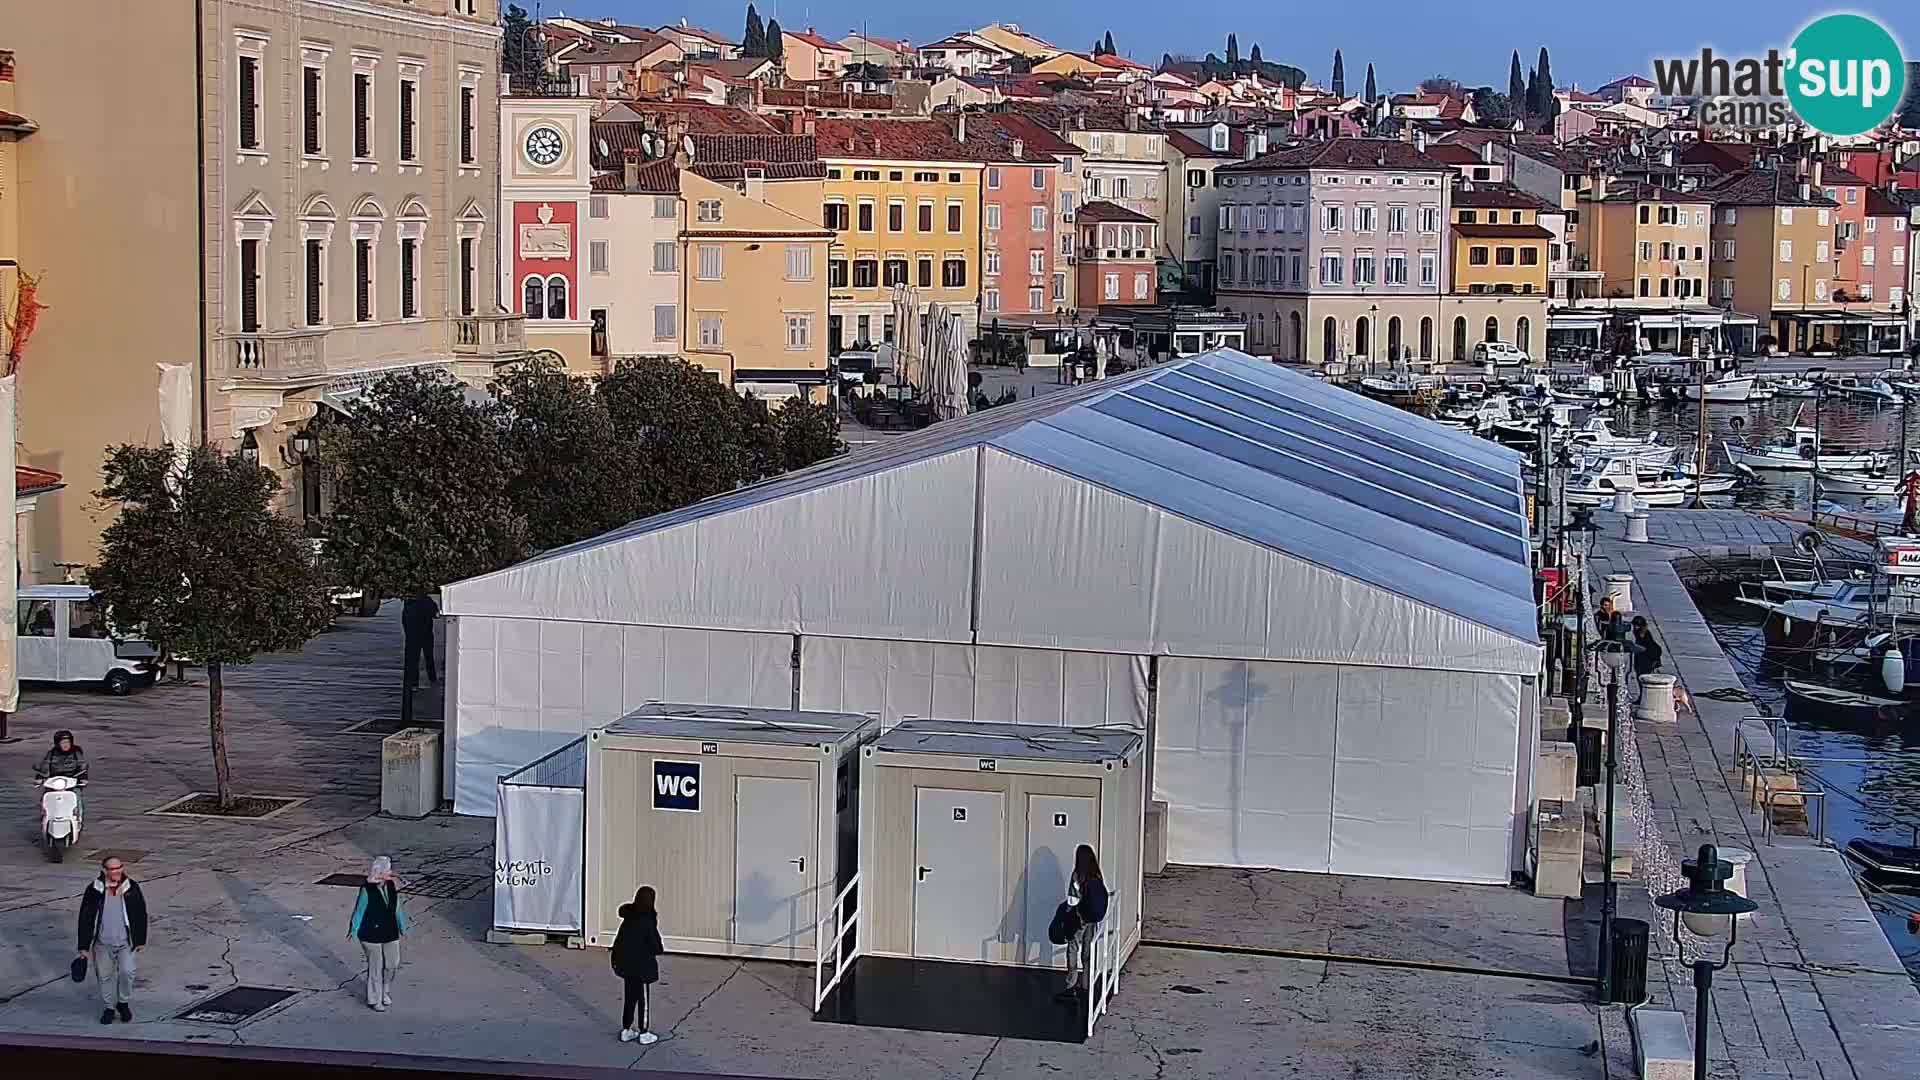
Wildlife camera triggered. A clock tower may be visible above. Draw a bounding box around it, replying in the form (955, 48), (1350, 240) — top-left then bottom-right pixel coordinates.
(500, 95), (594, 370)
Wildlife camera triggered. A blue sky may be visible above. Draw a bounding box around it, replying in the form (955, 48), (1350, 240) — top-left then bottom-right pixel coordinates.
(541, 1), (1920, 93)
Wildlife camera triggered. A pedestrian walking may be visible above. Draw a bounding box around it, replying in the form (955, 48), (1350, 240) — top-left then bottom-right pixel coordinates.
(1056, 844), (1109, 1001)
(611, 885), (664, 1044)
(1596, 596), (1626, 642)
(76, 856), (147, 1024)
(401, 594), (440, 689)
(347, 856), (407, 1011)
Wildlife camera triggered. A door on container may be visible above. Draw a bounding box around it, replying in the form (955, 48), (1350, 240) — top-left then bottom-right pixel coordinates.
(733, 776), (817, 952)
(1020, 794), (1096, 967)
(912, 787), (1005, 962)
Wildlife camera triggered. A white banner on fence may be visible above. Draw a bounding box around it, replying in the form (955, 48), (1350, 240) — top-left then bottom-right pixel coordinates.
(493, 782), (585, 933)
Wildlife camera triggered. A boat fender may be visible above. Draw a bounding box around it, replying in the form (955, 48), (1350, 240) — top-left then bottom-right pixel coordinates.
(1882, 648), (1906, 696)
(1781, 615), (1792, 636)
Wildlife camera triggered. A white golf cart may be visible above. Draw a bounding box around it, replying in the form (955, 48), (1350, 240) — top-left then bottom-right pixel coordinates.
(15, 585), (158, 695)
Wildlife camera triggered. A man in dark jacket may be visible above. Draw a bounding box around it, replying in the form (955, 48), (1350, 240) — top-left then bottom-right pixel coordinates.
(401, 594), (439, 689)
(77, 856), (147, 1024)
(34, 730), (88, 782)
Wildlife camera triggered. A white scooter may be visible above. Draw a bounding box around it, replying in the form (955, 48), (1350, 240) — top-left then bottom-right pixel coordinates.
(39, 776), (84, 863)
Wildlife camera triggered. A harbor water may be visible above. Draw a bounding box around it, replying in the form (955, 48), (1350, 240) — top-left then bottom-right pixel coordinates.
(1639, 393), (1920, 983)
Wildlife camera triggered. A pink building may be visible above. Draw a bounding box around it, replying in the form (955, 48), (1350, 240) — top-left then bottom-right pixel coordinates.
(968, 114), (1073, 319)
(1861, 188), (1910, 311)
(1293, 108), (1362, 141)
(1076, 201), (1158, 308)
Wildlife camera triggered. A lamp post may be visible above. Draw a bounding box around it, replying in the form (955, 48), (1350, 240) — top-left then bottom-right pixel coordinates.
(1560, 504), (1600, 737)
(1656, 844), (1760, 1080)
(1594, 638), (1630, 1001)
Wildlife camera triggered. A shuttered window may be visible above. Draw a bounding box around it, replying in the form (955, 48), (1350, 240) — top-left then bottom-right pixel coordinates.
(355, 239), (372, 321)
(459, 238), (475, 315)
(303, 67), (322, 155)
(399, 79), (416, 161)
(239, 57), (259, 149)
(353, 73), (371, 158)
(305, 240), (324, 325)
(239, 239), (261, 332)
(460, 87), (474, 163)
(401, 239), (418, 318)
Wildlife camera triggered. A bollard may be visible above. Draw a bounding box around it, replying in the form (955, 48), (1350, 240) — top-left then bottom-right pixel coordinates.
(1718, 847), (1755, 924)
(1626, 512), (1650, 543)
(1611, 490), (1637, 514)
(1635, 674), (1677, 723)
(1605, 573), (1634, 613)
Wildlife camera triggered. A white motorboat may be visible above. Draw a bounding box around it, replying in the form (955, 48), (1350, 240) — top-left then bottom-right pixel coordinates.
(1721, 428), (1890, 472)
(1771, 377), (1820, 398)
(1813, 469), (1920, 498)
(1682, 374), (1758, 403)
(1562, 455), (1740, 505)
(1832, 375), (1902, 405)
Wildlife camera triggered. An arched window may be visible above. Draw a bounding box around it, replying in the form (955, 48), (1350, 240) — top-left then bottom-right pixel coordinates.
(1387, 316), (1402, 362)
(546, 275), (568, 320)
(1484, 316), (1499, 343)
(1289, 312), (1304, 362)
(1322, 316), (1338, 364)
(1452, 316), (1467, 361)
(1419, 316), (1434, 360)
(1355, 316), (1371, 359)
(523, 276), (545, 319)
(1517, 316), (1532, 355)
(1252, 311), (1265, 346)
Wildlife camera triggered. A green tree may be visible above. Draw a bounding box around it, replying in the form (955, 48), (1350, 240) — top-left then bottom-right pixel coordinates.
(492, 360), (646, 551)
(1331, 49), (1345, 96)
(501, 4), (541, 82)
(772, 396), (846, 472)
(1103, 31), (1116, 57)
(1226, 34), (1239, 69)
(1525, 66), (1541, 121)
(1534, 47), (1556, 129)
(765, 18), (785, 63)
(1508, 51), (1527, 117)
(1249, 43), (1262, 68)
(1364, 63), (1377, 103)
(321, 368), (527, 599)
(742, 3), (766, 57)
(599, 357), (761, 515)
(90, 445), (333, 810)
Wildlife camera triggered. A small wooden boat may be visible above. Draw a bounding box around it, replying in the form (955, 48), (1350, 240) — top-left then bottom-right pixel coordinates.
(1844, 838), (1920, 882)
(1783, 679), (1906, 721)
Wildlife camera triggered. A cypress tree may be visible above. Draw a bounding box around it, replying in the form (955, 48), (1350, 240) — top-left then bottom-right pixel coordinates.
(1227, 34), (1239, 69)
(1535, 47), (1556, 122)
(1250, 43), (1263, 69)
(1331, 49), (1345, 96)
(1364, 63), (1377, 104)
(1103, 31), (1116, 57)
(766, 18), (785, 63)
(743, 4), (764, 57)
(1508, 50), (1526, 115)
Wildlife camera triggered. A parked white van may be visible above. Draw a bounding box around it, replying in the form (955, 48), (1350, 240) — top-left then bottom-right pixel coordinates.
(16, 585), (158, 695)
(1473, 341), (1531, 367)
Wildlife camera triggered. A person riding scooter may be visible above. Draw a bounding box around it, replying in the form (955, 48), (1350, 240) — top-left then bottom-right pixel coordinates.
(35, 731), (89, 784)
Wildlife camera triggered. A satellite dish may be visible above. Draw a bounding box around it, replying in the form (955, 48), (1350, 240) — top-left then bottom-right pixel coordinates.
(597, 137), (609, 158)
(641, 132), (654, 157)
(682, 134), (696, 162)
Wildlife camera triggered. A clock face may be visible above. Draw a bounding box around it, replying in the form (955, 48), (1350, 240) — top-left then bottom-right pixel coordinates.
(525, 126), (565, 166)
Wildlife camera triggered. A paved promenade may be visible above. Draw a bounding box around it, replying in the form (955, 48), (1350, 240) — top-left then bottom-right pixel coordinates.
(1587, 509), (1920, 1080)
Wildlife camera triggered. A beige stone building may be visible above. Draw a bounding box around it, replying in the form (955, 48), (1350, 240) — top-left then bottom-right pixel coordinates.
(6, 1), (520, 577)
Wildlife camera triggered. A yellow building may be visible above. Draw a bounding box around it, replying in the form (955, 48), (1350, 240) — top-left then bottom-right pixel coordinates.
(1576, 181), (1712, 302)
(1449, 184), (1554, 296)
(1703, 167), (1841, 352)
(677, 171), (833, 402)
(815, 119), (984, 350)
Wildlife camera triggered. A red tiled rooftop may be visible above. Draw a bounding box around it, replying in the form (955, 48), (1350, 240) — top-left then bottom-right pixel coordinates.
(605, 101), (777, 135)
(814, 118), (980, 162)
(1221, 138), (1450, 173)
(16, 465), (62, 496)
(1076, 200), (1156, 224)
(783, 28), (848, 52)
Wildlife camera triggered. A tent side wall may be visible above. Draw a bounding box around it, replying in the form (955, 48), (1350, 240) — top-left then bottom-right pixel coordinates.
(1100, 740), (1148, 968)
(449, 615), (796, 814)
(798, 636), (1149, 728)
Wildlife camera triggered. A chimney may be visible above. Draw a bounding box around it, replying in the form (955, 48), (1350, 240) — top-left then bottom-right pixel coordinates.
(1414, 128), (1427, 153)
(1244, 138), (1257, 161)
(805, 116), (816, 137)
(1479, 140), (1493, 164)
(623, 147), (642, 190)
(1799, 180), (1811, 202)
(1012, 136), (1024, 158)
(1254, 128), (1268, 154)
(1125, 109), (1139, 131)
(956, 112), (967, 142)
(1810, 156), (1824, 190)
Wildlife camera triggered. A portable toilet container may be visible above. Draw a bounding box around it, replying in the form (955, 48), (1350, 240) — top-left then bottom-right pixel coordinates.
(856, 719), (1145, 971)
(584, 703), (876, 961)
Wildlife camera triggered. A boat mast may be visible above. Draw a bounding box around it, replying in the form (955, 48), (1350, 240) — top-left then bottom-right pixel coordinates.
(1692, 360), (1708, 507)
(1812, 380), (1824, 509)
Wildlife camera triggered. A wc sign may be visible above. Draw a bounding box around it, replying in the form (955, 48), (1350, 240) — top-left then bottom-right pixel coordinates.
(653, 760), (701, 812)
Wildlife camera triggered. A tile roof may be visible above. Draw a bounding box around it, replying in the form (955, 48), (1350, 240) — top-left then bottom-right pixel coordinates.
(1680, 141), (1760, 174)
(1452, 183), (1557, 211)
(962, 113), (1078, 162)
(1600, 75), (1654, 89)
(813, 118), (981, 162)
(592, 131), (827, 181)
(783, 28), (849, 52)
(16, 465), (62, 496)
(1864, 187), (1914, 217)
(1076, 199), (1157, 224)
(1600, 180), (1710, 203)
(761, 87), (894, 111)
(1164, 129), (1243, 159)
(1003, 101), (1157, 134)
(0, 108), (35, 132)
(1422, 143), (1486, 166)
(562, 37), (674, 68)
(1821, 165), (1870, 187)
(661, 24), (738, 47)
(1219, 138), (1450, 173)
(1702, 167), (1840, 207)
(600, 101), (776, 135)
(1451, 222), (1556, 239)
(594, 158), (680, 193)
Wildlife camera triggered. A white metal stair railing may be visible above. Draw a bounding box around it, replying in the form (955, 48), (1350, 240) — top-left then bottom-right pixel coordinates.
(1084, 893), (1122, 1039)
(813, 872), (861, 1011)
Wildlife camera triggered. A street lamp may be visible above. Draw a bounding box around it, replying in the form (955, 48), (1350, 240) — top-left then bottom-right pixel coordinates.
(1655, 844), (1760, 1080)
(1594, 638), (1631, 1002)
(1559, 504), (1600, 732)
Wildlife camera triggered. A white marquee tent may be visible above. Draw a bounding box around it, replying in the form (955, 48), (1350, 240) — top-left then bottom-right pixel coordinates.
(442, 350), (1543, 884)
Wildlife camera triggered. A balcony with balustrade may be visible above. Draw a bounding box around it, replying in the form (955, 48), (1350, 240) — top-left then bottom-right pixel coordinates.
(452, 311), (527, 357)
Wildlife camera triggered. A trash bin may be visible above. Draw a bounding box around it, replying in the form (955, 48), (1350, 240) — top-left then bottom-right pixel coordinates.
(1575, 725), (1603, 788)
(381, 727), (441, 818)
(1608, 917), (1650, 1004)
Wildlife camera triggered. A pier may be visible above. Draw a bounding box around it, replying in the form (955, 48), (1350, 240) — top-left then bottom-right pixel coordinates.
(1582, 508), (1920, 1080)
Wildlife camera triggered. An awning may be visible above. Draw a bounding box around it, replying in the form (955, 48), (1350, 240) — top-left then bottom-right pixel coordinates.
(1548, 314), (1610, 330)
(736, 382), (802, 401)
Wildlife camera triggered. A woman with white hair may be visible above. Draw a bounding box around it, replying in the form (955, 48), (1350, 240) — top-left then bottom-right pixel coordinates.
(346, 857), (407, 1011)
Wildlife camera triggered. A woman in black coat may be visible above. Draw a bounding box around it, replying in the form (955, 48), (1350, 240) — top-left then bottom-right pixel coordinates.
(611, 886), (664, 1044)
